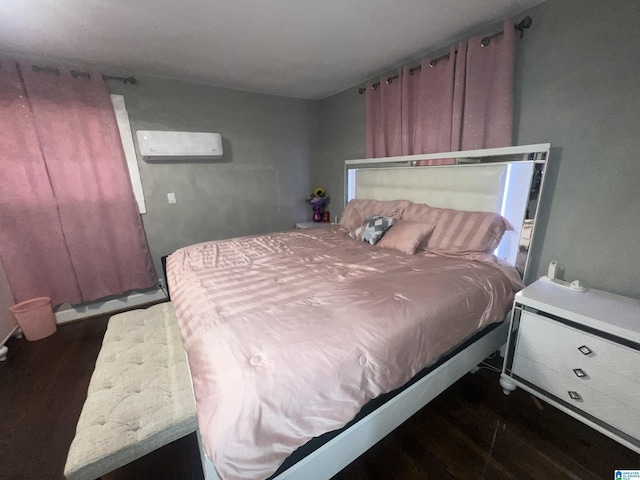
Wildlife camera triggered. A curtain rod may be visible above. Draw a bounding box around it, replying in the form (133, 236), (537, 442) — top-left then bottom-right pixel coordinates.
(358, 15), (532, 94)
(30, 64), (137, 85)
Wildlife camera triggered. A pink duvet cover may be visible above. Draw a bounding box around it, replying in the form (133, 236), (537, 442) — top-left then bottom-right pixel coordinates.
(167, 226), (522, 480)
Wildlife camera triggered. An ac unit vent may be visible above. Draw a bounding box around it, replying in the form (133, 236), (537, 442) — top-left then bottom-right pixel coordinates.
(136, 131), (223, 161)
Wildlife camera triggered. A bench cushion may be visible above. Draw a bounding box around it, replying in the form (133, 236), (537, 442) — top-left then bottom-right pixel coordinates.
(64, 302), (197, 480)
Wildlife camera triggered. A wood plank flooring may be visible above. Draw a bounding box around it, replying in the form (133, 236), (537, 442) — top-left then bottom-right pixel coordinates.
(0, 312), (636, 480)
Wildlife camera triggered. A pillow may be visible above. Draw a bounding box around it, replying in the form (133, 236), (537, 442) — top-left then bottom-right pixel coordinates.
(339, 199), (410, 230)
(349, 215), (396, 245)
(376, 220), (436, 255)
(401, 202), (513, 253)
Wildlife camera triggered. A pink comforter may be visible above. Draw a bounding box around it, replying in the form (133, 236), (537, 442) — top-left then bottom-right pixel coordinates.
(167, 226), (521, 480)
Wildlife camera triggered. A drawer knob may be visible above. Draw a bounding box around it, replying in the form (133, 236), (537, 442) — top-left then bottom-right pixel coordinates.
(573, 368), (587, 378)
(578, 345), (592, 355)
(568, 390), (582, 401)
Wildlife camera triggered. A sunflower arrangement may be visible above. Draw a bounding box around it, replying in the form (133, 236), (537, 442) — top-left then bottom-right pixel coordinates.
(306, 187), (330, 208)
(306, 187), (330, 221)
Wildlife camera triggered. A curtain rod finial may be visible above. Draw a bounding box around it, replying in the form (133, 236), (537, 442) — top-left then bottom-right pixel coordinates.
(515, 16), (532, 38)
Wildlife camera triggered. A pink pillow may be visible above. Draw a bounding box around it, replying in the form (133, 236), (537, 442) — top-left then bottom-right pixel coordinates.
(376, 220), (436, 255)
(339, 199), (410, 230)
(402, 202), (513, 253)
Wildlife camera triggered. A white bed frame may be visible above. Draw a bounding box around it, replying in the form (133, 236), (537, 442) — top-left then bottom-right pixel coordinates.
(199, 143), (551, 480)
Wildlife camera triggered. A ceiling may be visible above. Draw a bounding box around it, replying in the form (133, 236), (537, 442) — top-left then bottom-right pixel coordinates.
(0, 0), (545, 100)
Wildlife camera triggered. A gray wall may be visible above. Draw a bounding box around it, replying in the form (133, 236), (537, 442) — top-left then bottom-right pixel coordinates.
(513, 0), (640, 297)
(314, 88), (365, 217)
(313, 0), (640, 298)
(109, 76), (318, 278)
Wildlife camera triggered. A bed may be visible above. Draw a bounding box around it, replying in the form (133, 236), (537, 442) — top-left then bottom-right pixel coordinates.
(167, 143), (551, 480)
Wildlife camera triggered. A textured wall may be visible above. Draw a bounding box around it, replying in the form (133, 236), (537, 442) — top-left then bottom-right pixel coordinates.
(314, 0), (640, 298)
(513, 0), (640, 296)
(109, 76), (317, 278)
(314, 88), (365, 218)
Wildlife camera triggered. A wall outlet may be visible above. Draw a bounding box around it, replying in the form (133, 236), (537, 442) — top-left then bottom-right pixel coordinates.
(167, 192), (176, 204)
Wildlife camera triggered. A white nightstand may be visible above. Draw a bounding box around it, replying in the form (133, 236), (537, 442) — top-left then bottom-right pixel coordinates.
(295, 222), (334, 229)
(500, 279), (640, 454)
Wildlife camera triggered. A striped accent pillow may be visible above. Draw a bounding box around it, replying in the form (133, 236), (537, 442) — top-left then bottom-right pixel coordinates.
(349, 215), (396, 245)
(339, 199), (410, 230)
(402, 203), (513, 253)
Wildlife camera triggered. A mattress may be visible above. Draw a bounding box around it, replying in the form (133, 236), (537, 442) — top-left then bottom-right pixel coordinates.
(167, 225), (522, 480)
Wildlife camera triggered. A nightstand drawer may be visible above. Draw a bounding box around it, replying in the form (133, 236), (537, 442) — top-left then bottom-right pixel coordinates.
(515, 311), (640, 389)
(513, 356), (640, 439)
(513, 347), (640, 410)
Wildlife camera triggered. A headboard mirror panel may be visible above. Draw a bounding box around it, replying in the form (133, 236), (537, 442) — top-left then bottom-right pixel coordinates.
(344, 144), (550, 278)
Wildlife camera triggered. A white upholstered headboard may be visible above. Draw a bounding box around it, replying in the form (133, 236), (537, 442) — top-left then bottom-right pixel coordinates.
(354, 163), (508, 213)
(344, 144), (551, 277)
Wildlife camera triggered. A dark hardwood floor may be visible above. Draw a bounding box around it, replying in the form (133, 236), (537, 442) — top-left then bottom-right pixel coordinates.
(0, 313), (636, 480)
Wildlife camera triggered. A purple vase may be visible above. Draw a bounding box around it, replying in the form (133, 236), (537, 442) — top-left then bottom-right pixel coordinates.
(313, 205), (322, 222)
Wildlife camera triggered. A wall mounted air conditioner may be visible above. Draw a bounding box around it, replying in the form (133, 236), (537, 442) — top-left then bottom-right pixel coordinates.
(136, 130), (223, 161)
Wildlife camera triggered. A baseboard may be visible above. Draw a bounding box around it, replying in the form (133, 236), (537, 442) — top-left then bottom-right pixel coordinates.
(54, 288), (168, 324)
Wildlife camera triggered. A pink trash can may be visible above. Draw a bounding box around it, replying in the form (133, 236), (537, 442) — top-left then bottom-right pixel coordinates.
(10, 297), (57, 341)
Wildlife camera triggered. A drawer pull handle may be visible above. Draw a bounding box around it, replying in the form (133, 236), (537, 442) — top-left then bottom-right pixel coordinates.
(573, 368), (587, 378)
(578, 345), (592, 355)
(568, 390), (582, 401)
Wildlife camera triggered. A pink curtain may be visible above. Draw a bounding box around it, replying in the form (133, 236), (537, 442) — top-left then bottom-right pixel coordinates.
(402, 46), (457, 156)
(365, 20), (516, 160)
(365, 69), (402, 158)
(456, 20), (516, 150)
(0, 61), (83, 305)
(0, 61), (156, 306)
(450, 41), (467, 153)
(400, 65), (419, 155)
(409, 46), (459, 166)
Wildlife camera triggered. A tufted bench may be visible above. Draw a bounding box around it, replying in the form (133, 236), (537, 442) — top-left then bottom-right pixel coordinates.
(64, 302), (197, 480)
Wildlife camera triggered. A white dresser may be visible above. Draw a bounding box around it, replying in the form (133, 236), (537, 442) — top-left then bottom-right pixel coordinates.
(500, 279), (640, 454)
